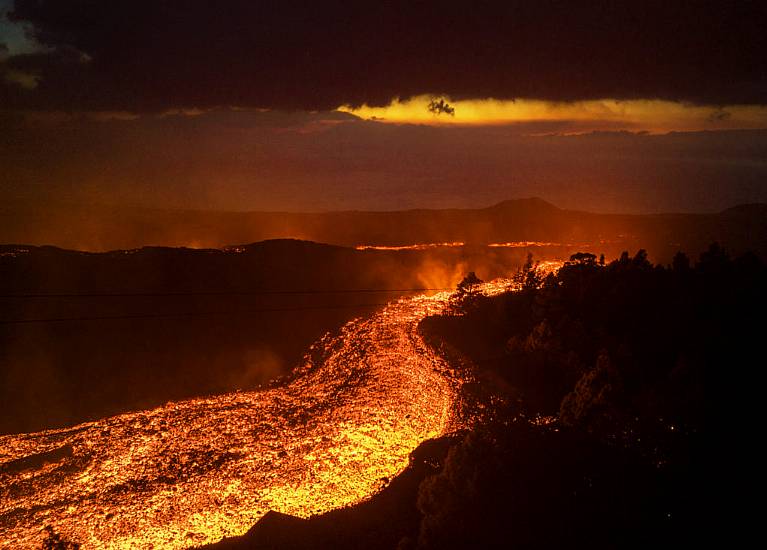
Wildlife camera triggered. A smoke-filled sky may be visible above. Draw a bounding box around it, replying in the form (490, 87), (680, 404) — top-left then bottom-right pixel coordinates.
(1, 0), (766, 215)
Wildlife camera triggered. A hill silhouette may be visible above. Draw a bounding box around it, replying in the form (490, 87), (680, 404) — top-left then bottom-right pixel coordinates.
(2, 198), (766, 262)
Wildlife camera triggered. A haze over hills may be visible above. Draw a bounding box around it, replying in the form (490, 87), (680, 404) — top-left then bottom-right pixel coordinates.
(0, 238), (535, 434)
(2, 198), (766, 261)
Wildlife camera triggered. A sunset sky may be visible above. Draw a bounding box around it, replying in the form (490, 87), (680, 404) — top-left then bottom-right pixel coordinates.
(2, 0), (766, 213)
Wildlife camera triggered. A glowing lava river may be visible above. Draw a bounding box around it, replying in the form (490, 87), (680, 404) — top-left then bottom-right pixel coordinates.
(0, 282), (516, 549)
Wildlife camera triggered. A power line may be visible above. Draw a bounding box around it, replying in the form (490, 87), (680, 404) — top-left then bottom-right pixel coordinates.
(0, 302), (396, 325)
(0, 287), (452, 299)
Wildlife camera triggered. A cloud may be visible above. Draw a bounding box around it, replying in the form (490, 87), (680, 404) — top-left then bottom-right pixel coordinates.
(2, 1), (766, 112)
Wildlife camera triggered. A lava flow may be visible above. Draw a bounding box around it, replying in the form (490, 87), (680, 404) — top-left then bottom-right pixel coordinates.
(0, 283), (507, 549)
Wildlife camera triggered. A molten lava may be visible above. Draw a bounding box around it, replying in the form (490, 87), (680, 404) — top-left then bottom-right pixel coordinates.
(0, 276), (555, 548)
(354, 242), (464, 251)
(487, 241), (565, 248)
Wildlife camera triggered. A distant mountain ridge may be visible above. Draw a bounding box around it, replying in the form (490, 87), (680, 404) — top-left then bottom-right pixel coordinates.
(2, 198), (766, 259)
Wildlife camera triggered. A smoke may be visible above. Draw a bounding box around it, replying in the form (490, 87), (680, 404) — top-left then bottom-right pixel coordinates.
(0, 329), (76, 434)
(224, 346), (285, 390)
(415, 257), (470, 291)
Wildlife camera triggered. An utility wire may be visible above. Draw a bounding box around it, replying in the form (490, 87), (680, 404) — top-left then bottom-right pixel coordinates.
(0, 302), (398, 325)
(0, 288), (452, 299)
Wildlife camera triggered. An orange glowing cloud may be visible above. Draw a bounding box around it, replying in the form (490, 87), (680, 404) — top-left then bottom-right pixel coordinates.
(340, 97), (767, 133)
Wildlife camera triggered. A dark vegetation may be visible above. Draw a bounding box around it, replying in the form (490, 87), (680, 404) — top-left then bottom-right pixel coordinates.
(208, 243), (762, 549)
(425, 244), (762, 438)
(411, 245), (760, 549)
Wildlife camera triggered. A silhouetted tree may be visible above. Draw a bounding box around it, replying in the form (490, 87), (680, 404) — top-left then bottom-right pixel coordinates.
(523, 251), (535, 272)
(560, 350), (622, 429)
(632, 249), (651, 268)
(427, 98), (455, 116)
(449, 272), (483, 313)
(568, 252), (597, 266)
(697, 242), (729, 276)
(457, 271), (481, 296)
(516, 319), (555, 353)
(618, 251), (630, 264)
(672, 251), (690, 272)
(515, 252), (542, 290)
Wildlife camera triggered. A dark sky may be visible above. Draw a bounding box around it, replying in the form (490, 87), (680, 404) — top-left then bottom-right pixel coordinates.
(1, 1), (766, 218)
(1, 1), (766, 111)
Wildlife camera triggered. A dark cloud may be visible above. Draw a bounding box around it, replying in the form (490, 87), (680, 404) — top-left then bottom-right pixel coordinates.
(2, 0), (766, 111)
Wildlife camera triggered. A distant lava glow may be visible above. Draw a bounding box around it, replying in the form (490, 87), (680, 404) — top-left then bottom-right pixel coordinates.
(487, 241), (565, 248)
(0, 277), (556, 548)
(355, 242), (465, 251)
(354, 241), (583, 251)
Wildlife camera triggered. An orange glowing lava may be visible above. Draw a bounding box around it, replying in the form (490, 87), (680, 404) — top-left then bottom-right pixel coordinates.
(487, 241), (565, 248)
(0, 274), (560, 549)
(0, 290), (464, 548)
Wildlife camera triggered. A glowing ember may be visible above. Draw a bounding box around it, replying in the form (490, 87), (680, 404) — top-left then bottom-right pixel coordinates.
(535, 260), (568, 275)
